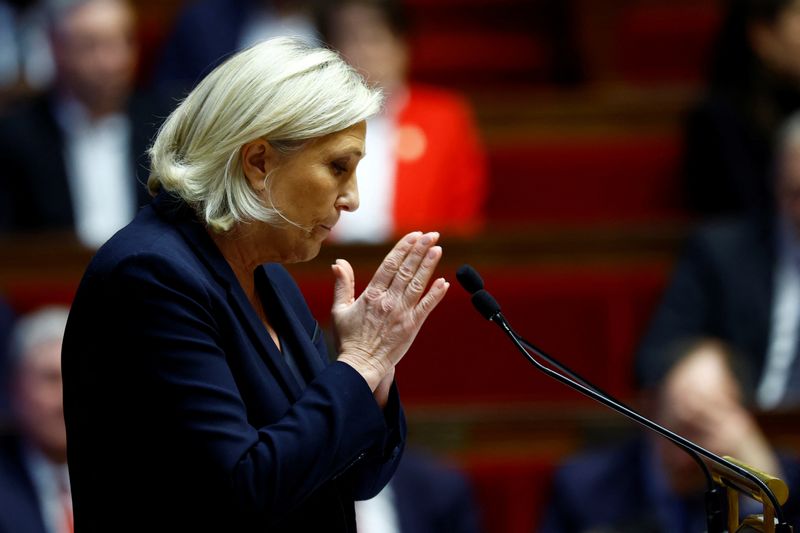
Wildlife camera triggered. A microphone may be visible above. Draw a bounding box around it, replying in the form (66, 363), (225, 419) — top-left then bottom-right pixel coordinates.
(458, 266), (791, 533)
(459, 265), (615, 398)
(456, 264), (485, 295)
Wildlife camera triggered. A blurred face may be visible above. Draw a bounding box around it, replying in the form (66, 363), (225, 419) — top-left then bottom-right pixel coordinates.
(245, 122), (366, 262)
(53, 0), (137, 115)
(327, 4), (407, 94)
(653, 344), (742, 495)
(777, 139), (800, 234)
(13, 338), (67, 463)
(751, 1), (800, 83)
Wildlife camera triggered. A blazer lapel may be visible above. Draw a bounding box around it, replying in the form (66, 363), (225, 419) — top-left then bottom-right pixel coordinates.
(152, 193), (303, 401)
(259, 265), (327, 379)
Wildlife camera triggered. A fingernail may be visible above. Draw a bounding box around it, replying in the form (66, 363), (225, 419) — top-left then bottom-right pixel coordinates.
(427, 246), (441, 259)
(421, 234), (432, 245)
(406, 232), (422, 243)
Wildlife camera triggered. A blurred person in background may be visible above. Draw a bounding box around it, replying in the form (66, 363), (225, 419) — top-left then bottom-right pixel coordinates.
(316, 0), (487, 243)
(0, 298), (15, 418)
(541, 338), (800, 533)
(0, 306), (71, 533)
(683, 0), (800, 217)
(153, 0), (316, 97)
(356, 449), (482, 533)
(0, 0), (165, 248)
(0, 0), (54, 103)
(639, 110), (800, 410)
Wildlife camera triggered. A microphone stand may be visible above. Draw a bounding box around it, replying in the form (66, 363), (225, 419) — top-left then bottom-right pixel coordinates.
(512, 331), (726, 532)
(469, 289), (792, 533)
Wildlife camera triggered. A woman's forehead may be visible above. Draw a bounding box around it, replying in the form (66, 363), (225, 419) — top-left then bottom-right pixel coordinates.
(309, 122), (367, 156)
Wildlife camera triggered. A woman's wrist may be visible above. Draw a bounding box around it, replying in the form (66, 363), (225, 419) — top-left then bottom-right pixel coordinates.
(337, 351), (387, 391)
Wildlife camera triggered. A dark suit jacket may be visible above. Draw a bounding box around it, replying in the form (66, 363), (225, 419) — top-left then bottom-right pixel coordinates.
(0, 93), (161, 233)
(62, 193), (406, 532)
(153, 0), (257, 96)
(635, 217), (775, 393)
(391, 451), (481, 533)
(0, 435), (49, 533)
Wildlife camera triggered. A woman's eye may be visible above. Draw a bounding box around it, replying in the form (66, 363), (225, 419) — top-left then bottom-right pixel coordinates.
(331, 161), (348, 175)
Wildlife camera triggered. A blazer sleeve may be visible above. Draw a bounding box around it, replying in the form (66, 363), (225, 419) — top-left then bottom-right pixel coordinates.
(110, 253), (401, 522)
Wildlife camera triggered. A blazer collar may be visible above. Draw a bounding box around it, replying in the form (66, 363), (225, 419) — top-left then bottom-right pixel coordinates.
(257, 265), (326, 378)
(151, 192), (306, 400)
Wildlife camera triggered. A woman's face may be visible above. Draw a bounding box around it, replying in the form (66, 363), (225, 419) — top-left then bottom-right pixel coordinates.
(250, 121), (366, 262)
(328, 4), (408, 94)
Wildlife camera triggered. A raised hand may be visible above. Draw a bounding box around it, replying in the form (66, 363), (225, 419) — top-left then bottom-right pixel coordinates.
(332, 231), (449, 394)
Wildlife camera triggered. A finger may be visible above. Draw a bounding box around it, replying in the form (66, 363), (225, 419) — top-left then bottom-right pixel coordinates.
(331, 259), (355, 310)
(367, 231), (422, 292)
(387, 232), (439, 300)
(412, 277), (449, 324)
(401, 244), (442, 306)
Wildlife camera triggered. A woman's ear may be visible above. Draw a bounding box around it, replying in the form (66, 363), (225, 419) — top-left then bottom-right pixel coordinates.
(241, 139), (278, 190)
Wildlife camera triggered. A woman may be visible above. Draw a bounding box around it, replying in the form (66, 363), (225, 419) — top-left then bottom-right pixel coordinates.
(61, 37), (449, 532)
(315, 0), (487, 243)
(683, 0), (800, 217)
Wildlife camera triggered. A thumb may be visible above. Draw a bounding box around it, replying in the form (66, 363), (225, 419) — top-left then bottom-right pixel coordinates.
(331, 259), (355, 310)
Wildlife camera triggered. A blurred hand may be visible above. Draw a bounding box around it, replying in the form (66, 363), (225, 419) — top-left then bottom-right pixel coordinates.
(332, 231), (449, 399)
(660, 345), (781, 476)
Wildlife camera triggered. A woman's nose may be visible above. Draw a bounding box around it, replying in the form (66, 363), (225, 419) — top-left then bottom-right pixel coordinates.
(336, 175), (360, 212)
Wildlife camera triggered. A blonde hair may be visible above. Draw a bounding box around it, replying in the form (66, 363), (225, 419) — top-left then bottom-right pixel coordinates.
(147, 37), (382, 231)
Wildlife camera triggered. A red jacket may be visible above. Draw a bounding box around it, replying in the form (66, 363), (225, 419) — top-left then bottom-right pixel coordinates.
(392, 85), (487, 236)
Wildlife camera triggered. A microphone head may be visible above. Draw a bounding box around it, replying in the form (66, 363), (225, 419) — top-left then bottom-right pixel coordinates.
(456, 264), (484, 294)
(471, 289), (501, 320)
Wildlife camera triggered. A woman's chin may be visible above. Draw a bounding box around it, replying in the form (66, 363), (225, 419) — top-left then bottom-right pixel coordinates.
(284, 239), (324, 264)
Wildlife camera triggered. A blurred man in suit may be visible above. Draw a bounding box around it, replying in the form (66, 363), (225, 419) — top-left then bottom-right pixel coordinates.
(0, 0), (163, 248)
(638, 110), (800, 410)
(542, 339), (800, 533)
(355, 450), (482, 533)
(0, 307), (71, 533)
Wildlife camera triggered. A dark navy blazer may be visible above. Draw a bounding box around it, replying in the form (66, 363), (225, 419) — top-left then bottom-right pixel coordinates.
(62, 193), (405, 532)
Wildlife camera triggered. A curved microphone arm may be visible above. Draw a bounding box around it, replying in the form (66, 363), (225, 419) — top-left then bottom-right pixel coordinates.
(478, 299), (787, 525)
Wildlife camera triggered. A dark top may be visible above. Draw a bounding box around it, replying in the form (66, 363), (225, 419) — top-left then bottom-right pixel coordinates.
(62, 193), (405, 532)
(635, 216), (775, 393)
(392, 451), (481, 533)
(682, 84), (800, 217)
(0, 434), (49, 533)
(153, 0), (258, 97)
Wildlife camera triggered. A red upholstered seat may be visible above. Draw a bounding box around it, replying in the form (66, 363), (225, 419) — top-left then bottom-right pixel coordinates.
(486, 135), (684, 224)
(293, 263), (668, 405)
(460, 456), (557, 533)
(614, 4), (721, 84)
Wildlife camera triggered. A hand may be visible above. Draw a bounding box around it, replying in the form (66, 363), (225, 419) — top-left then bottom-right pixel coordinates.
(661, 348), (781, 476)
(373, 367), (395, 409)
(332, 231), (449, 391)
(687, 391), (780, 476)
